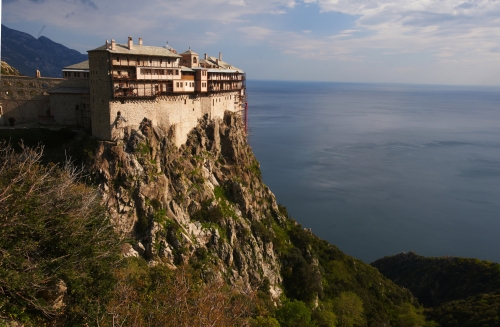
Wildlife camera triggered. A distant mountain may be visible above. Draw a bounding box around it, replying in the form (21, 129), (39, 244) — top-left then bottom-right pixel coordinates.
(372, 252), (500, 327)
(1, 24), (87, 78)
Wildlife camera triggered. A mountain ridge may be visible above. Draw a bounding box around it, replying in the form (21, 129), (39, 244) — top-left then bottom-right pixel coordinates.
(1, 24), (87, 77)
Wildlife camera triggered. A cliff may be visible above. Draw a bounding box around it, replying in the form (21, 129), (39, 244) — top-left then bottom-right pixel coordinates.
(0, 112), (431, 326)
(85, 112), (430, 326)
(90, 113), (284, 298)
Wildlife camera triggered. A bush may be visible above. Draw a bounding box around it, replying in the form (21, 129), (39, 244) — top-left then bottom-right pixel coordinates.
(0, 142), (122, 325)
(275, 299), (315, 327)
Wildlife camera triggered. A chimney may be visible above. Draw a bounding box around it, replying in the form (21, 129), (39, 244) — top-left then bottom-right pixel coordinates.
(36, 70), (41, 78)
(106, 39), (109, 49)
(204, 53), (207, 60)
(111, 39), (116, 50)
(128, 36), (133, 50)
(138, 37), (143, 46)
(219, 52), (222, 61)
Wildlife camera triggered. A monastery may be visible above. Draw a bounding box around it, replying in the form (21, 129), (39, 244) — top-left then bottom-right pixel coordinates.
(0, 37), (247, 146)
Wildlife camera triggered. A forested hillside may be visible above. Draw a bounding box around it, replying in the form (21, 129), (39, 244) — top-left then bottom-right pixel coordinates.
(373, 252), (500, 326)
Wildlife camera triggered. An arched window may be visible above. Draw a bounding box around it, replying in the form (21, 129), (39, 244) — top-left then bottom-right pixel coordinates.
(193, 57), (197, 64)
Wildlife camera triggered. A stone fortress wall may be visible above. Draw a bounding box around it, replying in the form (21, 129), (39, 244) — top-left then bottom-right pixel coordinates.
(0, 75), (89, 126)
(108, 91), (242, 146)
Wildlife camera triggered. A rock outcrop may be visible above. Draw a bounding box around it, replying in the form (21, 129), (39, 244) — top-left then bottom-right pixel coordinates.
(90, 112), (283, 298)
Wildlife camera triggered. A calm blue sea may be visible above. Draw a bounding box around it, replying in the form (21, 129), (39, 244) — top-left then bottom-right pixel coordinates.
(247, 80), (500, 263)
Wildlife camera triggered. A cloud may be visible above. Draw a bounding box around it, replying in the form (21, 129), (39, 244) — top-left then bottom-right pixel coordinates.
(80, 0), (97, 10)
(3, 0), (500, 84)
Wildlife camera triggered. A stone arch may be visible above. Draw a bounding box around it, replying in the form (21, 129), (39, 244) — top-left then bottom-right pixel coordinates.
(16, 82), (24, 87)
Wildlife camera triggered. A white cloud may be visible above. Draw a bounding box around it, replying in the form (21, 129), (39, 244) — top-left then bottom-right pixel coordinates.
(4, 0), (500, 84)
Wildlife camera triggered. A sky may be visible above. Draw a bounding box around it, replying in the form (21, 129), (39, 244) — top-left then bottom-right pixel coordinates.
(2, 0), (500, 85)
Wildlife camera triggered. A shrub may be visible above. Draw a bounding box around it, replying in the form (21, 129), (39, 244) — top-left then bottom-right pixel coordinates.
(0, 142), (121, 325)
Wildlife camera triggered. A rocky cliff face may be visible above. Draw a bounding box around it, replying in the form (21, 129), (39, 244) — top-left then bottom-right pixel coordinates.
(90, 112), (283, 298)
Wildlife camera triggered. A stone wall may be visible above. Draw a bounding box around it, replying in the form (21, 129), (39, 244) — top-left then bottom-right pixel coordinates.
(0, 76), (88, 126)
(50, 94), (89, 126)
(108, 90), (242, 146)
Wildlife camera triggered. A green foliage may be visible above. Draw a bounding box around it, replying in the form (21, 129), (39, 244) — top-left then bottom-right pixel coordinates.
(373, 252), (500, 307)
(275, 299), (316, 327)
(252, 218), (274, 243)
(248, 160), (262, 179)
(333, 292), (365, 327)
(426, 292), (500, 327)
(250, 316), (281, 327)
(191, 200), (224, 224)
(274, 205), (428, 327)
(373, 252), (500, 326)
(312, 304), (337, 327)
(0, 143), (122, 325)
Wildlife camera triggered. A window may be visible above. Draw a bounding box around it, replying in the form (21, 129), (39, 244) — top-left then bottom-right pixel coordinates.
(175, 70), (179, 75)
(116, 56), (119, 62)
(42, 83), (49, 88)
(16, 82), (23, 87)
(18, 91), (25, 96)
(29, 82), (35, 87)
(193, 57), (197, 63)
(149, 58), (152, 64)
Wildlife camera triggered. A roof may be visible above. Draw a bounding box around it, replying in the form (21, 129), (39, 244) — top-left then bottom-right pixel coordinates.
(207, 69), (242, 73)
(89, 43), (181, 58)
(63, 60), (89, 70)
(202, 56), (244, 73)
(180, 49), (199, 55)
(48, 87), (90, 94)
(181, 67), (194, 72)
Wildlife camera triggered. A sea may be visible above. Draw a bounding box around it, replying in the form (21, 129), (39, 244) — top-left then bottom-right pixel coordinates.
(246, 80), (500, 263)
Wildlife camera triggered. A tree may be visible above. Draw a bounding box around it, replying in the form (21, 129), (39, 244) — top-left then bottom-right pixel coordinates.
(275, 299), (316, 327)
(0, 142), (121, 325)
(334, 292), (365, 327)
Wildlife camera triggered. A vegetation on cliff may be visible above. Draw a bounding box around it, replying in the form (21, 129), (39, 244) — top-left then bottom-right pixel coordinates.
(0, 61), (22, 76)
(0, 113), (434, 326)
(0, 142), (121, 325)
(373, 251), (500, 326)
